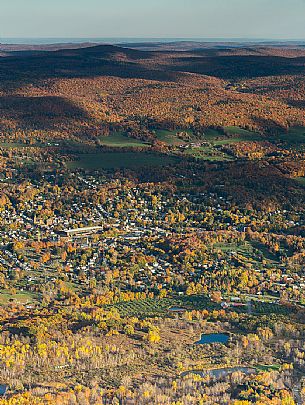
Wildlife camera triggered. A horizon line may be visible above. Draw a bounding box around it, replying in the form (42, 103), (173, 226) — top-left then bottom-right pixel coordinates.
(2, 36), (305, 42)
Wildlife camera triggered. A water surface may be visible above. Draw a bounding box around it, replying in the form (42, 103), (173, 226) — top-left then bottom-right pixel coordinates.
(195, 333), (229, 345)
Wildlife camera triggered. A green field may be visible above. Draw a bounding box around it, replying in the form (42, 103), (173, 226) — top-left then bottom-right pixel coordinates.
(67, 152), (178, 170)
(295, 177), (305, 186)
(214, 241), (256, 259)
(0, 289), (39, 305)
(183, 146), (233, 161)
(99, 131), (150, 148)
(275, 126), (305, 146)
(178, 126), (258, 161)
(0, 142), (29, 148)
(203, 128), (224, 140)
(154, 129), (191, 145)
(224, 126), (260, 137)
(203, 127), (261, 146)
(154, 128), (233, 161)
(205, 125), (305, 149)
(214, 240), (279, 264)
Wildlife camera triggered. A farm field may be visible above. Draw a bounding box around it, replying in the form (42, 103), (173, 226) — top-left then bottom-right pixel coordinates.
(204, 126), (262, 145)
(106, 294), (296, 318)
(66, 151), (178, 169)
(98, 129), (193, 148)
(183, 145), (233, 161)
(274, 126), (305, 147)
(154, 129), (192, 145)
(295, 176), (305, 186)
(180, 126), (261, 161)
(224, 126), (261, 138)
(0, 142), (30, 148)
(107, 295), (220, 317)
(98, 131), (150, 148)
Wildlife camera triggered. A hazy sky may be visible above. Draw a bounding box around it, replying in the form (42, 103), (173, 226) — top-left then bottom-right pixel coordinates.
(1, 0), (305, 39)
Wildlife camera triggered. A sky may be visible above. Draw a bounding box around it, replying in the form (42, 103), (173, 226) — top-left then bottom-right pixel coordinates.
(1, 0), (305, 40)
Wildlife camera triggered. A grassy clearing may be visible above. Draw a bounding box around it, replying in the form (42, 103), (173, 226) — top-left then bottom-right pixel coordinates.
(213, 138), (257, 146)
(214, 240), (279, 264)
(99, 131), (150, 148)
(295, 177), (305, 186)
(202, 127), (261, 146)
(204, 128), (224, 140)
(276, 126), (305, 147)
(154, 130), (191, 145)
(0, 142), (29, 148)
(214, 241), (263, 266)
(0, 289), (39, 305)
(67, 152), (178, 170)
(217, 127), (261, 145)
(214, 241), (257, 259)
(224, 126), (260, 138)
(183, 146), (233, 161)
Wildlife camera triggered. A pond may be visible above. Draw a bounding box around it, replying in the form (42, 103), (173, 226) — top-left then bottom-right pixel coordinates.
(0, 385), (8, 396)
(195, 333), (229, 345)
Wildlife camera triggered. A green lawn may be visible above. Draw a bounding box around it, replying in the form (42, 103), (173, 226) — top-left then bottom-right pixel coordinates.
(99, 131), (150, 148)
(67, 152), (178, 170)
(215, 241), (254, 255)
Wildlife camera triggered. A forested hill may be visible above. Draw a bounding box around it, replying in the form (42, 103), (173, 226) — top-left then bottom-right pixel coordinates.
(1, 43), (305, 137)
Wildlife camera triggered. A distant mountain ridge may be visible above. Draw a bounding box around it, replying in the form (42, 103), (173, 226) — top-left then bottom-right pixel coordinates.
(0, 42), (305, 135)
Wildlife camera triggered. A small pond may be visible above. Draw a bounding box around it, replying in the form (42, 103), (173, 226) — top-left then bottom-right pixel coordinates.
(195, 333), (229, 345)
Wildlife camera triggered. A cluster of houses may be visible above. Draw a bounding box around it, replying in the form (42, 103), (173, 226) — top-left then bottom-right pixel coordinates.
(0, 169), (304, 304)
